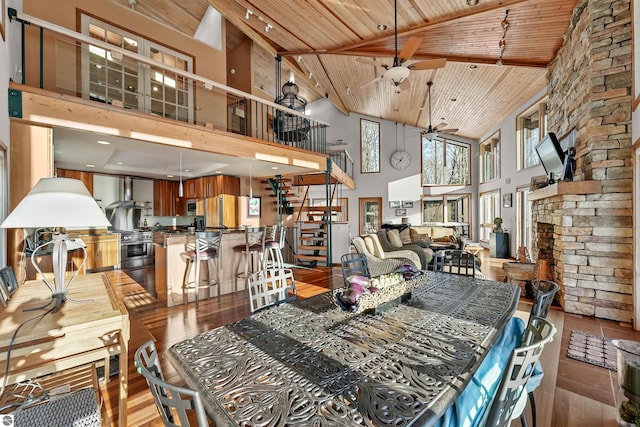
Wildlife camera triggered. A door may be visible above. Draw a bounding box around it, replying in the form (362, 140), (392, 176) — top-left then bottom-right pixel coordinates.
(359, 197), (382, 235)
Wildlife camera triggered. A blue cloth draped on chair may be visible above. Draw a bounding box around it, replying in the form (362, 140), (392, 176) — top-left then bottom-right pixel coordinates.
(433, 316), (538, 427)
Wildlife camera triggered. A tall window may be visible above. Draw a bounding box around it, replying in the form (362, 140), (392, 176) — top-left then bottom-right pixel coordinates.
(479, 190), (501, 242)
(422, 135), (470, 186)
(82, 16), (194, 123)
(422, 194), (471, 238)
(516, 186), (532, 253)
(480, 131), (500, 183)
(0, 145), (6, 267)
(517, 97), (547, 170)
(360, 119), (380, 173)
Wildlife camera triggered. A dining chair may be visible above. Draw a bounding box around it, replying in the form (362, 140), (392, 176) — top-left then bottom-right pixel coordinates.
(434, 249), (479, 277)
(247, 268), (297, 313)
(524, 279), (560, 427)
(340, 253), (371, 287)
(233, 226), (267, 292)
(181, 231), (222, 309)
(483, 317), (556, 427)
(134, 340), (209, 427)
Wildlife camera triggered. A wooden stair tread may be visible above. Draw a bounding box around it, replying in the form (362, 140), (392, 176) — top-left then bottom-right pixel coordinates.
(302, 206), (342, 212)
(298, 245), (327, 250)
(294, 254), (327, 261)
(299, 236), (327, 241)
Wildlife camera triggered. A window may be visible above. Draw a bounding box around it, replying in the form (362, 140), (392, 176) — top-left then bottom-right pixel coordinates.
(517, 98), (547, 170)
(421, 135), (470, 186)
(359, 197), (381, 234)
(479, 190), (501, 242)
(516, 186), (532, 253)
(480, 131), (500, 183)
(422, 194), (471, 238)
(81, 16), (194, 123)
(360, 119), (380, 173)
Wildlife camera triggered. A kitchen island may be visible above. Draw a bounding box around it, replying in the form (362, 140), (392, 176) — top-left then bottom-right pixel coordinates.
(153, 229), (247, 307)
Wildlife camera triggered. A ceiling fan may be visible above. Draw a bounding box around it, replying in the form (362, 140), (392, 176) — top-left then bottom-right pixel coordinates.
(358, 0), (446, 90)
(424, 81), (459, 138)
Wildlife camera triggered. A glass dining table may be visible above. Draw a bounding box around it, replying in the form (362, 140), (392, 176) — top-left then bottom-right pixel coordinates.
(167, 271), (521, 426)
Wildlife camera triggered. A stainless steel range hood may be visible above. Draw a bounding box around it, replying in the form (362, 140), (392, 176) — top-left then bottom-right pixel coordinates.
(105, 177), (150, 231)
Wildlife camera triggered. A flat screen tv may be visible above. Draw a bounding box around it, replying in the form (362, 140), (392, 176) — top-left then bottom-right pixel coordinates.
(535, 132), (565, 179)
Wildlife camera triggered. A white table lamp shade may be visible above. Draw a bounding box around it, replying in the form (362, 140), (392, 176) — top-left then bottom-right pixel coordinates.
(1, 177), (111, 229)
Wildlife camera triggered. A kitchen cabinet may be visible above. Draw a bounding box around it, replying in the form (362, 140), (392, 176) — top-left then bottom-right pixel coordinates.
(56, 169), (94, 195)
(184, 178), (203, 199)
(204, 194), (238, 227)
(218, 175), (240, 195)
(201, 176), (218, 198)
(154, 180), (184, 216)
(71, 234), (120, 272)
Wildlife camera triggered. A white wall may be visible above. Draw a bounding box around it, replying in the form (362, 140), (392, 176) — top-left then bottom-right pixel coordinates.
(476, 87), (548, 256)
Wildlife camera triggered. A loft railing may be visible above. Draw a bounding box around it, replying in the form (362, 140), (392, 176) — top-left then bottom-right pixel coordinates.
(328, 150), (354, 179)
(8, 9), (329, 154)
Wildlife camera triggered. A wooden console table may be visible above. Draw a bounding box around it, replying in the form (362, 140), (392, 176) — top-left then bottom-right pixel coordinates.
(0, 274), (130, 426)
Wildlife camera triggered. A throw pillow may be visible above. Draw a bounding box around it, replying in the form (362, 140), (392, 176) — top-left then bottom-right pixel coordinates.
(399, 228), (412, 245)
(363, 235), (376, 255)
(387, 230), (403, 248)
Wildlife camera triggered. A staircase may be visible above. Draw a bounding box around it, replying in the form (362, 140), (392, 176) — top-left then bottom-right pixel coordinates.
(264, 176), (296, 215)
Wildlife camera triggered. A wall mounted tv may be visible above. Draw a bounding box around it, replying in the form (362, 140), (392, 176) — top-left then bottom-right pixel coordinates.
(535, 132), (565, 179)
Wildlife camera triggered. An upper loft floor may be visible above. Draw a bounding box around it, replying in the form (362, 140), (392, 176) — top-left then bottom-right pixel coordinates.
(6, 7), (355, 189)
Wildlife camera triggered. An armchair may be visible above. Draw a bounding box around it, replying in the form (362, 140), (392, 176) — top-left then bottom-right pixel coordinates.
(351, 235), (420, 278)
(377, 230), (433, 269)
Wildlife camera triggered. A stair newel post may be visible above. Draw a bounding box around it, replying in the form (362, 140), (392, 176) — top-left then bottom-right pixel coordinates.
(325, 159), (332, 267)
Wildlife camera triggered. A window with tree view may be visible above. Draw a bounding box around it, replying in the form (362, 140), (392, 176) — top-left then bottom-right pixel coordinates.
(517, 98), (547, 170)
(360, 119), (380, 173)
(480, 131), (500, 183)
(421, 135), (470, 186)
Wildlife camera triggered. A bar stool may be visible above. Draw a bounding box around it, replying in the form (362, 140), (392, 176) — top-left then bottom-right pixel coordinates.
(181, 231), (222, 309)
(233, 227), (266, 292)
(263, 225), (286, 269)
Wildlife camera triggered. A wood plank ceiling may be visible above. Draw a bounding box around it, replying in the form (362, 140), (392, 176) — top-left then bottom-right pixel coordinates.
(107, 0), (579, 140)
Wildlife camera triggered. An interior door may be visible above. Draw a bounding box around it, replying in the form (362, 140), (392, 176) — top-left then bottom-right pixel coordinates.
(359, 197), (382, 235)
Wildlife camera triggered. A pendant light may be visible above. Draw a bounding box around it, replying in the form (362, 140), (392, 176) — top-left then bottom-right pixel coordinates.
(249, 161), (253, 199)
(178, 152), (184, 198)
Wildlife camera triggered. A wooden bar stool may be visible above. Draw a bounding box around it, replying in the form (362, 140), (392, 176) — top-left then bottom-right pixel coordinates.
(232, 227), (266, 292)
(181, 231), (222, 309)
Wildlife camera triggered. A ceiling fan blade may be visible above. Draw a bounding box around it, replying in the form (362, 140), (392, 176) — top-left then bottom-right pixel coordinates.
(398, 36), (421, 63)
(439, 128), (459, 134)
(408, 58), (447, 70)
(356, 57), (389, 69)
(399, 78), (411, 91)
(360, 76), (382, 90)
(434, 122), (448, 130)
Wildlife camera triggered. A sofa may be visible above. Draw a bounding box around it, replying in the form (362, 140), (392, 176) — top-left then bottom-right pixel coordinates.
(377, 230), (433, 270)
(351, 235), (420, 277)
(408, 225), (461, 249)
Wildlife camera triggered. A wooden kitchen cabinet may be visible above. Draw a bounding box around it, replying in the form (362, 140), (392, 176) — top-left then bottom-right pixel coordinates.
(56, 168), (94, 195)
(184, 178), (203, 199)
(154, 180), (184, 216)
(218, 175), (240, 195)
(79, 234), (120, 272)
(201, 176), (218, 198)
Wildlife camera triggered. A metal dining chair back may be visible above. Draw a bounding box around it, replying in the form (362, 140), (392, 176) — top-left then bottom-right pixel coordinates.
(435, 249), (478, 277)
(247, 268), (297, 313)
(530, 280), (560, 321)
(483, 317), (556, 427)
(134, 340), (209, 427)
(340, 253), (371, 287)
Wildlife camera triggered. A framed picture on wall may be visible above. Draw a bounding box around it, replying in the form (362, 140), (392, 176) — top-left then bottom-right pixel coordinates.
(0, 0), (5, 42)
(402, 201), (413, 208)
(395, 208), (407, 216)
(248, 197), (261, 217)
(389, 201), (401, 208)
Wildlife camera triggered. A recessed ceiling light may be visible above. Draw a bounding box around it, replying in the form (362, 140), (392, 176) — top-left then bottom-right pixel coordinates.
(466, 0), (479, 5)
(86, 164), (95, 168)
(469, 64), (478, 69)
(450, 98), (457, 102)
(271, 166), (279, 170)
(97, 140), (110, 145)
(167, 174), (174, 178)
(184, 169), (190, 172)
(215, 170), (222, 174)
(117, 162), (123, 165)
(377, 24), (387, 31)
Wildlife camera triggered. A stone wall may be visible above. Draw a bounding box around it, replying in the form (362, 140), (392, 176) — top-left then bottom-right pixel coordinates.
(534, 0), (633, 323)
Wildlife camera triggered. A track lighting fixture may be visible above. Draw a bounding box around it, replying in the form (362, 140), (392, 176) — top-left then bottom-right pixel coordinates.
(245, 9), (252, 19)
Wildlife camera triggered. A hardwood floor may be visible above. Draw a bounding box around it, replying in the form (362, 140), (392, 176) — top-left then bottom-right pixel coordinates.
(98, 251), (638, 426)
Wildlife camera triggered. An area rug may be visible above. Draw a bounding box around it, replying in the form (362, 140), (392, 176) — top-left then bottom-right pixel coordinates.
(566, 330), (617, 371)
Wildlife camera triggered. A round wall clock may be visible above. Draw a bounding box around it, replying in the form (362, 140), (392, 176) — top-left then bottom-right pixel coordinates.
(390, 150), (411, 170)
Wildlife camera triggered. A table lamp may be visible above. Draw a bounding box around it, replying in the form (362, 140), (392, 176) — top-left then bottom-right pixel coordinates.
(0, 177), (111, 312)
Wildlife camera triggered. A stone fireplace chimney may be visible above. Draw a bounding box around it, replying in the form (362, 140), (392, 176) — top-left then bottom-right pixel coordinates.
(531, 0), (633, 323)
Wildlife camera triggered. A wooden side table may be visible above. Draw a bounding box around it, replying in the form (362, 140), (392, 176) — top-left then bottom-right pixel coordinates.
(502, 262), (536, 296)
